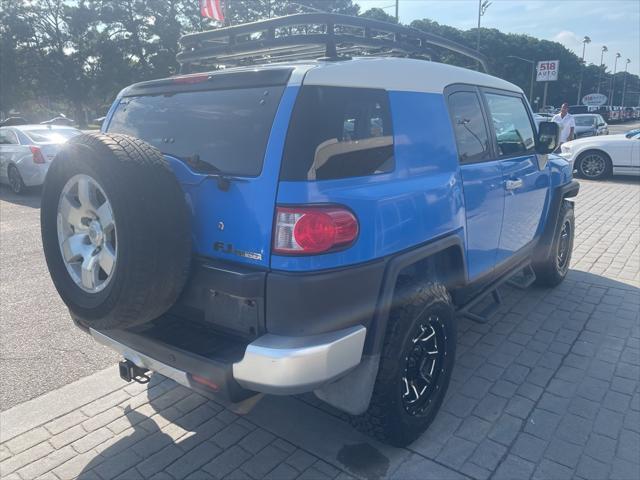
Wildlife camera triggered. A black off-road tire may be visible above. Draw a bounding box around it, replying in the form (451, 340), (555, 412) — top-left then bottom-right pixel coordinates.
(351, 281), (456, 447)
(41, 133), (191, 330)
(533, 200), (575, 287)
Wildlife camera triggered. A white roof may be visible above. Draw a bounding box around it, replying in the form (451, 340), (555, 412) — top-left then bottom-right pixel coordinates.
(302, 57), (522, 95)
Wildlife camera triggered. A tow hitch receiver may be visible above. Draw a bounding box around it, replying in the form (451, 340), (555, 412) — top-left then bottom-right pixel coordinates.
(119, 359), (151, 384)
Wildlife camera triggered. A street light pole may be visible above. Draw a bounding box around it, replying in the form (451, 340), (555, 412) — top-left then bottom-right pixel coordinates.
(610, 52), (621, 106)
(621, 59), (631, 107)
(576, 35), (590, 104)
(508, 55), (535, 104)
(395, 0), (399, 22)
(597, 45), (607, 94)
(476, 0), (491, 70)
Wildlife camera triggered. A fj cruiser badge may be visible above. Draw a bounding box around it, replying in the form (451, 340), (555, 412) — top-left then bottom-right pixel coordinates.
(214, 242), (263, 261)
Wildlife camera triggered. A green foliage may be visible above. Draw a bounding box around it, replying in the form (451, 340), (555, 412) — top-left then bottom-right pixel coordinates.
(1, 0), (638, 124)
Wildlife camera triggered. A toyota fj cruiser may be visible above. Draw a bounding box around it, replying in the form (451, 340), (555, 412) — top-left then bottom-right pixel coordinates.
(41, 14), (578, 446)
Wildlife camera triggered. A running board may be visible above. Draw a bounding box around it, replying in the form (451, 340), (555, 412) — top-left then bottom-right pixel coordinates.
(460, 289), (502, 324)
(507, 264), (537, 289)
(457, 261), (532, 324)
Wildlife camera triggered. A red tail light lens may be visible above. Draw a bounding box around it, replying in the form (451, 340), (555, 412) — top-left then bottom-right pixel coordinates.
(30, 146), (45, 164)
(274, 206), (359, 255)
(172, 73), (209, 85)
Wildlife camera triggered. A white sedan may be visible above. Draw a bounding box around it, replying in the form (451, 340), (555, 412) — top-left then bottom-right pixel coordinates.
(0, 125), (81, 193)
(559, 129), (640, 180)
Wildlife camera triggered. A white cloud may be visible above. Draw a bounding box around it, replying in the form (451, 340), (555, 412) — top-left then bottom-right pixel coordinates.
(552, 30), (582, 47)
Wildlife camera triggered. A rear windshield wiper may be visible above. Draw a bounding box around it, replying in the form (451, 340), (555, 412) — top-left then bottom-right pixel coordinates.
(164, 152), (234, 191)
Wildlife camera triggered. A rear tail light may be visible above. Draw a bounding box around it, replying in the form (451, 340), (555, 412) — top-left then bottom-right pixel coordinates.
(172, 73), (209, 85)
(30, 146), (45, 164)
(273, 206), (359, 255)
(189, 374), (220, 392)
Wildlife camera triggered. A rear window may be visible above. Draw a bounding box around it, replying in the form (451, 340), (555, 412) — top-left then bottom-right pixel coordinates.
(575, 116), (595, 127)
(281, 86), (394, 181)
(23, 128), (80, 144)
(107, 86), (285, 176)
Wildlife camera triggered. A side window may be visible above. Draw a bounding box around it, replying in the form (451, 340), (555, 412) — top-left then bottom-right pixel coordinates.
(448, 91), (491, 164)
(484, 93), (536, 156)
(0, 129), (18, 145)
(281, 86), (394, 181)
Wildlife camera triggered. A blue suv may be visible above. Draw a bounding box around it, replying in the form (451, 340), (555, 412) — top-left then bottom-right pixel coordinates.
(41, 15), (578, 446)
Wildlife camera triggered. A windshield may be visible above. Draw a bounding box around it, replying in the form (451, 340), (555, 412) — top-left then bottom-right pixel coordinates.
(574, 116), (595, 127)
(23, 128), (80, 144)
(625, 129), (640, 139)
(107, 86), (285, 176)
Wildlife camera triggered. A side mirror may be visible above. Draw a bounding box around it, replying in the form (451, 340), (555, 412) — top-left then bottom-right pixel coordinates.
(536, 121), (559, 154)
(598, 122), (605, 127)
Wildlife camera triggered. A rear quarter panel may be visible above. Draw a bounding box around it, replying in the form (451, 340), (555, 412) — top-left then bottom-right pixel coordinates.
(272, 91), (465, 271)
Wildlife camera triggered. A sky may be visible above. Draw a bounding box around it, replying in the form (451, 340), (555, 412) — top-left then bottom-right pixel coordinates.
(355, 0), (640, 76)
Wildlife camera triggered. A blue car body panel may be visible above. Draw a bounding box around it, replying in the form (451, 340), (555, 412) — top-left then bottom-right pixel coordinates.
(101, 73), (573, 280)
(458, 159), (505, 281)
(272, 91), (466, 272)
(167, 85), (299, 268)
(496, 154), (550, 263)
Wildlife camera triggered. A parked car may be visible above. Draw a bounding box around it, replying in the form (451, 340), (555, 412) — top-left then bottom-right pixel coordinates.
(41, 115), (75, 126)
(40, 14), (578, 447)
(560, 129), (640, 179)
(0, 125), (81, 193)
(0, 116), (29, 127)
(573, 114), (609, 138)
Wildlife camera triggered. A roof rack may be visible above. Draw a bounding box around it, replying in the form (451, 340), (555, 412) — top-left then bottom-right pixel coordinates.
(177, 13), (489, 73)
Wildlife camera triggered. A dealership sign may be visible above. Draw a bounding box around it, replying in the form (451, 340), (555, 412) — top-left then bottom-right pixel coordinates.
(581, 93), (608, 106)
(536, 60), (560, 81)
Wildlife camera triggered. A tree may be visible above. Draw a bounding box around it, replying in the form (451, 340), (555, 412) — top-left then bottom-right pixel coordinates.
(360, 7), (397, 24)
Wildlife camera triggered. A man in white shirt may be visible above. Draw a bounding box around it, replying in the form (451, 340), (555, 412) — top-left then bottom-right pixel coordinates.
(552, 103), (575, 146)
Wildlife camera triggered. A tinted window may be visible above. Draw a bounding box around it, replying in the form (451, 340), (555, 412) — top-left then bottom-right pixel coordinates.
(281, 86), (394, 181)
(107, 86), (285, 176)
(0, 129), (18, 145)
(23, 128), (81, 143)
(575, 116), (595, 127)
(485, 93), (535, 156)
(448, 91), (491, 164)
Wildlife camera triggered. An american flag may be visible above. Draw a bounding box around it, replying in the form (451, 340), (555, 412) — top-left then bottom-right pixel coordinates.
(200, 0), (224, 22)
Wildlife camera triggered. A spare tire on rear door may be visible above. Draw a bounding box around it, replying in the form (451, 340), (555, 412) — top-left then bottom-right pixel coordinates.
(41, 133), (191, 330)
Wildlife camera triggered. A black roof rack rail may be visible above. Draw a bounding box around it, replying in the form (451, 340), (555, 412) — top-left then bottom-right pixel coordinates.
(177, 13), (489, 73)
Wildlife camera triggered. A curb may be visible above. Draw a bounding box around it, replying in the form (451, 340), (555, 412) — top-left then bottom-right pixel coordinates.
(1, 366), (124, 443)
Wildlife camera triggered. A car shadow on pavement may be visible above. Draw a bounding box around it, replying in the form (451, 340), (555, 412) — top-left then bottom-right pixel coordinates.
(76, 269), (639, 480)
(0, 185), (42, 208)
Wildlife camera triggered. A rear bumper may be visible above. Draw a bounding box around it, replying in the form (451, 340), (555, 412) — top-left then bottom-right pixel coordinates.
(18, 162), (49, 187)
(91, 324), (366, 401)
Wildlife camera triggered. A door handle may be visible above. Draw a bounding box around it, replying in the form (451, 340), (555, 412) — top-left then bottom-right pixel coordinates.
(505, 179), (523, 191)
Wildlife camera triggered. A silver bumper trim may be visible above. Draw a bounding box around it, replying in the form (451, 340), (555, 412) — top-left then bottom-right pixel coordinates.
(90, 329), (191, 388)
(233, 325), (366, 395)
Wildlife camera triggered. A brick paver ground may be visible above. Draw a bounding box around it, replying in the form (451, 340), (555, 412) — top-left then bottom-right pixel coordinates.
(1, 177), (639, 480)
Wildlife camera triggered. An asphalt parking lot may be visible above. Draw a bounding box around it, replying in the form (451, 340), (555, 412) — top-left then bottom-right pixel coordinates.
(0, 123), (639, 479)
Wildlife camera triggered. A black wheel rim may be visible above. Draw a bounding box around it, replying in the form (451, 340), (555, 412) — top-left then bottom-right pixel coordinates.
(556, 220), (571, 272)
(8, 167), (21, 193)
(402, 315), (447, 416)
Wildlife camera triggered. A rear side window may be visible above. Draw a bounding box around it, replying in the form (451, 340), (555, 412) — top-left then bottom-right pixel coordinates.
(107, 86), (285, 176)
(281, 86), (394, 181)
(484, 93), (535, 156)
(448, 91), (491, 164)
(0, 129), (18, 145)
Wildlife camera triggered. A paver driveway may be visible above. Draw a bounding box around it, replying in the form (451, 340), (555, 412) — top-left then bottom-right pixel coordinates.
(1, 177), (638, 480)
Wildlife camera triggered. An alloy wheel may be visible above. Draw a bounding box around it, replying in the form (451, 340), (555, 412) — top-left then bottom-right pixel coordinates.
(402, 316), (447, 416)
(56, 174), (117, 293)
(580, 154), (606, 178)
(556, 220), (571, 273)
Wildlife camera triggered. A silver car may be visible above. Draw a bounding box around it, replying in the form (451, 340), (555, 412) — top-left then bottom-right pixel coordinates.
(573, 114), (609, 139)
(0, 125), (81, 193)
